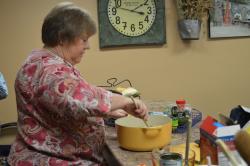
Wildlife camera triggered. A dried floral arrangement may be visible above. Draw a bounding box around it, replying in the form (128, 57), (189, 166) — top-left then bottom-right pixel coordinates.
(176, 0), (213, 20)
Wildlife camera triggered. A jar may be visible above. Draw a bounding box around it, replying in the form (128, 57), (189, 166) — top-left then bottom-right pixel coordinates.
(176, 100), (186, 112)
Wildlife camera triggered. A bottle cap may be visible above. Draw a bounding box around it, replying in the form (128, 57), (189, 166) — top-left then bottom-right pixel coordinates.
(176, 99), (186, 105)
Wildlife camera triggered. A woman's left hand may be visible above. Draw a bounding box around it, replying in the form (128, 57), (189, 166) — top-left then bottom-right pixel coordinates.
(106, 109), (128, 118)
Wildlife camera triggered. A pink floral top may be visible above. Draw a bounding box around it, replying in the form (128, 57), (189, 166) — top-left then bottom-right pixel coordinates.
(8, 49), (112, 166)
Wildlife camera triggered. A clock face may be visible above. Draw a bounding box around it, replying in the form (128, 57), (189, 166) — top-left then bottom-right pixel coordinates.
(107, 0), (156, 37)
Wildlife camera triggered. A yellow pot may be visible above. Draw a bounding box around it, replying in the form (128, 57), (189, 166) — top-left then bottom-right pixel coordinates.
(115, 115), (172, 151)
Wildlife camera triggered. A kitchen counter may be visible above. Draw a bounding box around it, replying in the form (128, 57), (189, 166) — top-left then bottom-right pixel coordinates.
(103, 100), (201, 166)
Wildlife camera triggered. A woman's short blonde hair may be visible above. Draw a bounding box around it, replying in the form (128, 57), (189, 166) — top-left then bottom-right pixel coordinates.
(42, 2), (96, 47)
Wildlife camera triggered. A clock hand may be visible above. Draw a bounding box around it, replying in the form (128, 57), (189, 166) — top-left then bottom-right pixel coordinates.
(131, 1), (147, 11)
(118, 7), (144, 15)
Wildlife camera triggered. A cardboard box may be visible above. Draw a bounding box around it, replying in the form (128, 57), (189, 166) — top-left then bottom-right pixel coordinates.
(200, 116), (246, 165)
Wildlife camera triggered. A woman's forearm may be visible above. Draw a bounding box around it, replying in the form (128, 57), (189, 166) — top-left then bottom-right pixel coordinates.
(110, 94), (132, 111)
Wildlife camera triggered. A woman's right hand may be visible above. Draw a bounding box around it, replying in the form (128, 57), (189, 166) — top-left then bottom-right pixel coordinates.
(110, 94), (149, 120)
(124, 98), (149, 121)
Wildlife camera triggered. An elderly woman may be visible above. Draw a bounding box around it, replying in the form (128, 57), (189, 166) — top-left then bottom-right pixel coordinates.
(8, 2), (148, 166)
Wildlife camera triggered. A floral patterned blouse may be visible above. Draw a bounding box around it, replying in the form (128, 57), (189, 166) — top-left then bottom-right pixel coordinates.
(8, 49), (112, 166)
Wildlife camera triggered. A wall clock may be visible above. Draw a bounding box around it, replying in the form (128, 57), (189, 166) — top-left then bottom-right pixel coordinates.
(98, 0), (166, 48)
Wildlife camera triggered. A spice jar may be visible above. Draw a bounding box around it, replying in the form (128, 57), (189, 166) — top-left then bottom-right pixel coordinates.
(176, 99), (186, 112)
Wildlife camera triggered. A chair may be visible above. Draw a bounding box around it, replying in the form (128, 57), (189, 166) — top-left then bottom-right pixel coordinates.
(0, 72), (17, 165)
(0, 122), (17, 165)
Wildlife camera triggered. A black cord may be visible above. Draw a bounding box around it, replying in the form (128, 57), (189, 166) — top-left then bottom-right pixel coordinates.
(98, 77), (133, 88)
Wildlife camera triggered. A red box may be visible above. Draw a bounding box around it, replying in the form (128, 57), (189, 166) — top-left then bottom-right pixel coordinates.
(200, 116), (246, 165)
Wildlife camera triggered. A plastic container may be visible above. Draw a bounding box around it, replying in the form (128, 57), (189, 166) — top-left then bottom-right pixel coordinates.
(164, 102), (202, 133)
(176, 99), (186, 112)
(173, 108), (202, 133)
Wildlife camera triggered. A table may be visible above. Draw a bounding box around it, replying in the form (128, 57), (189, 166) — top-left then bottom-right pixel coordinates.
(103, 100), (201, 166)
